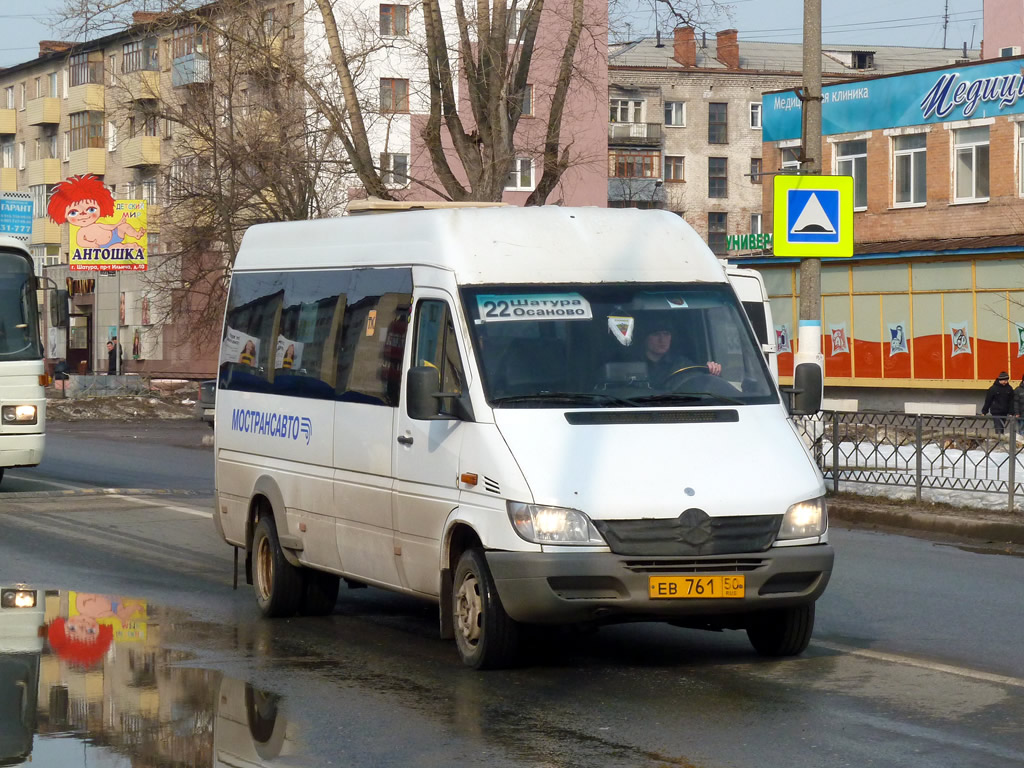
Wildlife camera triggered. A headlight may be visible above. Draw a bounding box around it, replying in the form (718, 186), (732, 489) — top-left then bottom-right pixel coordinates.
(778, 496), (827, 540)
(507, 502), (606, 545)
(1, 588), (37, 609)
(1, 405), (37, 425)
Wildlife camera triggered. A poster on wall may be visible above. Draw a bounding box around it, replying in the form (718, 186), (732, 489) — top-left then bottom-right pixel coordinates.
(220, 327), (260, 366)
(829, 323), (850, 355)
(775, 324), (791, 353)
(1016, 323), (1024, 358)
(888, 322), (908, 356)
(949, 322), (972, 357)
(275, 336), (304, 370)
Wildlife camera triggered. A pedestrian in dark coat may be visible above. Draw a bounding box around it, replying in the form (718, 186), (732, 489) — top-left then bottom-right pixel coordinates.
(1014, 375), (1024, 432)
(982, 371), (1013, 432)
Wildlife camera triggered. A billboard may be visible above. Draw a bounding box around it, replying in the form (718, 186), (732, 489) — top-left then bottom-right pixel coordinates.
(0, 191), (32, 243)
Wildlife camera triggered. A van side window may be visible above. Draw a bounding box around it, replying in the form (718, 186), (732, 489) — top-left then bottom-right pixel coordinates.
(334, 268), (412, 406)
(413, 300), (464, 395)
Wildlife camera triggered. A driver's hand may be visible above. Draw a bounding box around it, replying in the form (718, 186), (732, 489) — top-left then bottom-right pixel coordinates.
(706, 361), (722, 376)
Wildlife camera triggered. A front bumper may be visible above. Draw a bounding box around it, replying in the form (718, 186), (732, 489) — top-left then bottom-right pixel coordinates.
(0, 433), (44, 469)
(486, 543), (834, 624)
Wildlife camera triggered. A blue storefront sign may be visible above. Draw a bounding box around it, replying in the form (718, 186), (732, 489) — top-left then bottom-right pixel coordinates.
(0, 192), (33, 243)
(764, 58), (1024, 142)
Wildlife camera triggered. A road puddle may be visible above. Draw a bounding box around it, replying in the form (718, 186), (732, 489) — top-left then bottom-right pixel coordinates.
(1, 587), (299, 767)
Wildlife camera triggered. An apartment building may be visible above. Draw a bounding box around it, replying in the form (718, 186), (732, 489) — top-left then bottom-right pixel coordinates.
(608, 28), (977, 255)
(758, 54), (1024, 411)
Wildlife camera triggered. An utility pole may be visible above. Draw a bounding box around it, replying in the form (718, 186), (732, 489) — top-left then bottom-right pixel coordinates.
(797, 0), (823, 365)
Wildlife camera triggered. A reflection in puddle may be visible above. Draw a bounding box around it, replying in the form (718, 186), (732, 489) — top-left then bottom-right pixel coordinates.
(0, 587), (298, 767)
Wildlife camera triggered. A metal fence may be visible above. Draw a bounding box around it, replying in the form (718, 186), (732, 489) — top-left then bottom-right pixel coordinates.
(793, 411), (1024, 513)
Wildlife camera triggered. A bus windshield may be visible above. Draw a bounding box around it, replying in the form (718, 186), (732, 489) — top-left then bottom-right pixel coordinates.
(0, 251), (42, 361)
(461, 283), (778, 408)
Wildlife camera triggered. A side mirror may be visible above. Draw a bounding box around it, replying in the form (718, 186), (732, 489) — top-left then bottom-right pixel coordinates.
(407, 366), (441, 420)
(787, 362), (823, 415)
(50, 289), (69, 326)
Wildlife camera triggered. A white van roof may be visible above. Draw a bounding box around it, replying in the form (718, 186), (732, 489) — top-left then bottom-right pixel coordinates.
(235, 207), (727, 285)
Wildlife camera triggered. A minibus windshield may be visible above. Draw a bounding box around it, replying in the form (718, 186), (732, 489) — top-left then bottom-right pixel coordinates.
(0, 252), (41, 361)
(461, 283), (778, 408)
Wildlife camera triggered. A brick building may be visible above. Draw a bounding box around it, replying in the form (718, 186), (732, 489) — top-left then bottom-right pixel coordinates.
(759, 55), (1024, 411)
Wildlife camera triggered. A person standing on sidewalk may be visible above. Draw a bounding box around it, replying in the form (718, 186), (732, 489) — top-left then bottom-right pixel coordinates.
(1013, 374), (1024, 433)
(982, 371), (1013, 432)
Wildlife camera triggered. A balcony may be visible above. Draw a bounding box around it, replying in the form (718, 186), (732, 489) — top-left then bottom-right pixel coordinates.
(121, 69), (161, 101)
(69, 148), (106, 176)
(27, 158), (60, 187)
(30, 217), (60, 245)
(607, 178), (667, 206)
(0, 168), (16, 192)
(67, 84), (105, 114)
(607, 122), (663, 147)
(26, 97), (60, 126)
(172, 53), (210, 87)
(0, 109), (15, 134)
(123, 136), (160, 167)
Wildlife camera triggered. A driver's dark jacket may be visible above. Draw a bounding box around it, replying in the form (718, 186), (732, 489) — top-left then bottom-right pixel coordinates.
(645, 355), (698, 386)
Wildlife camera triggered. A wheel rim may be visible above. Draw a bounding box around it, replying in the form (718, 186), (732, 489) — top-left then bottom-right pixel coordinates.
(256, 533), (274, 602)
(454, 572), (483, 647)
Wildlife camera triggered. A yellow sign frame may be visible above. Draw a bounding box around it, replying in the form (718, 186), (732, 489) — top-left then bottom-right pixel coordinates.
(773, 175), (854, 258)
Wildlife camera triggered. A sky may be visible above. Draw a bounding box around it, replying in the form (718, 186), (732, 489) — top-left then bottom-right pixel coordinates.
(0, 0), (986, 68)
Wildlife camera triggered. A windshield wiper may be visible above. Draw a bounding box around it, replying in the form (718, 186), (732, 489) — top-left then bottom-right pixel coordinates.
(490, 391), (641, 407)
(630, 392), (744, 406)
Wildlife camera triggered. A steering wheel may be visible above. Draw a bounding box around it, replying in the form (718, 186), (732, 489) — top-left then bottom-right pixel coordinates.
(662, 364), (710, 388)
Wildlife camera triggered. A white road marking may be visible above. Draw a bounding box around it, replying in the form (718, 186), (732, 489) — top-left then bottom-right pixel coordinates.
(815, 640), (1024, 689)
(108, 494), (213, 519)
(6, 474), (82, 490)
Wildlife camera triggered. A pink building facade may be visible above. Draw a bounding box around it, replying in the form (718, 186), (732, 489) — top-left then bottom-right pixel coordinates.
(983, 0), (1024, 57)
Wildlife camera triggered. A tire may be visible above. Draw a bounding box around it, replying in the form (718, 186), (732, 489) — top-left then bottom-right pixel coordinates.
(452, 548), (520, 669)
(746, 603), (815, 657)
(0, 468), (4, 486)
(300, 570), (340, 616)
(252, 515), (304, 618)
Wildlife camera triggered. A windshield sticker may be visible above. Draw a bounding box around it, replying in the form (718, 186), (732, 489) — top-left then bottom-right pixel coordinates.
(476, 293), (593, 322)
(665, 295), (688, 308)
(608, 315), (635, 346)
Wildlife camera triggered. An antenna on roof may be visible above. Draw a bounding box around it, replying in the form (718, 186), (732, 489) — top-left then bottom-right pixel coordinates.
(702, 30), (706, 47)
(656, 30), (663, 47)
(963, 41), (967, 57)
(942, 0), (949, 48)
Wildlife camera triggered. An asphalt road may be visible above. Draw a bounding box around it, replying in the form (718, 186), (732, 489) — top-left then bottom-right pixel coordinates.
(0, 421), (1022, 767)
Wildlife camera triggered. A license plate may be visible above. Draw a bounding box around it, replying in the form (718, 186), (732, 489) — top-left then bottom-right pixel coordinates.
(648, 575), (745, 599)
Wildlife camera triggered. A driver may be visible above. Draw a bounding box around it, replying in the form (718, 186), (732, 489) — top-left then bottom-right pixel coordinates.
(641, 320), (722, 386)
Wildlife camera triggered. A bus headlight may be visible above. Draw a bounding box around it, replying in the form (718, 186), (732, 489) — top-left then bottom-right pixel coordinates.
(1, 588), (37, 609)
(1, 405), (37, 425)
(507, 502), (606, 545)
(778, 496), (827, 540)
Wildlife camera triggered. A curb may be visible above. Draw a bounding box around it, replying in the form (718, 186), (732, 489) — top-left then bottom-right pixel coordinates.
(830, 503), (1024, 544)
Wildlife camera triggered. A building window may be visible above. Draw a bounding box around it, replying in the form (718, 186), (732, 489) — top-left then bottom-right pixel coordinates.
(507, 7), (528, 41)
(781, 146), (801, 171)
(1, 143), (13, 168)
(665, 155), (684, 182)
(520, 84), (533, 117)
(708, 156), (727, 198)
(749, 102), (762, 129)
(19, 83), (25, 110)
(609, 99), (643, 123)
(107, 120), (117, 151)
(708, 212), (727, 255)
(48, 72), (58, 97)
(122, 39), (159, 72)
(505, 157), (534, 190)
(893, 133), (927, 206)
(108, 55), (117, 86)
(4, 87), (12, 109)
(381, 152), (409, 185)
(141, 178), (157, 205)
(380, 5), (409, 36)
(751, 213), (763, 234)
(609, 151), (660, 178)
(122, 181), (135, 199)
(954, 125), (989, 202)
(750, 157), (762, 184)
(708, 102), (727, 144)
(380, 78), (409, 112)
(45, 130), (57, 160)
(30, 185), (48, 215)
(69, 52), (104, 87)
(70, 111), (105, 151)
(664, 101), (685, 127)
(835, 139), (867, 209)
(62, 132), (69, 161)
(33, 77), (42, 100)
(172, 25), (208, 59)
(18, 142), (25, 170)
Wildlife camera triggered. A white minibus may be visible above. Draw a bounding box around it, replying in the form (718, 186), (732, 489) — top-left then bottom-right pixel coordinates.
(213, 207), (832, 668)
(0, 238), (45, 486)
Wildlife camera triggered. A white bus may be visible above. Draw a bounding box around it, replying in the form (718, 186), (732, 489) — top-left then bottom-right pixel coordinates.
(0, 238), (45, 486)
(213, 207), (831, 669)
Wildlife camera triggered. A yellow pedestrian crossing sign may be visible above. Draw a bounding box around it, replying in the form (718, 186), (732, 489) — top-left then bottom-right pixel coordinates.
(773, 175), (854, 258)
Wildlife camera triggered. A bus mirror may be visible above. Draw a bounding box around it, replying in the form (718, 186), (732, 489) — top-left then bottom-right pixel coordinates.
(788, 363), (823, 415)
(50, 289), (69, 326)
(407, 366), (441, 420)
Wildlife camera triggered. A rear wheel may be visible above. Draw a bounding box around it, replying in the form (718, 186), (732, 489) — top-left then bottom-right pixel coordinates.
(300, 570), (340, 616)
(252, 515), (304, 618)
(746, 603), (815, 657)
(452, 548), (520, 669)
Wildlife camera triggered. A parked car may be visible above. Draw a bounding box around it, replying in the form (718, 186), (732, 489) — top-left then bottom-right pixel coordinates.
(196, 380), (216, 428)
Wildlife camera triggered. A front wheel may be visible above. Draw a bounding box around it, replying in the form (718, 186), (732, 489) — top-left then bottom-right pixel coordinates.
(252, 515), (304, 618)
(452, 549), (520, 669)
(746, 603), (815, 657)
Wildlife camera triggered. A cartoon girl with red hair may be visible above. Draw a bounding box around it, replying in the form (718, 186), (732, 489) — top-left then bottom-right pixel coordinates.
(47, 174), (146, 249)
(45, 593), (144, 669)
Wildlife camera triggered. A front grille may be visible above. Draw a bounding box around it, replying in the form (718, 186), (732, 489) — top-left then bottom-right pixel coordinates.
(623, 557), (767, 574)
(594, 514), (782, 556)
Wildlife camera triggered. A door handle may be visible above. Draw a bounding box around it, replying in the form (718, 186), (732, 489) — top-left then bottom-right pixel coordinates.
(397, 435), (414, 446)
